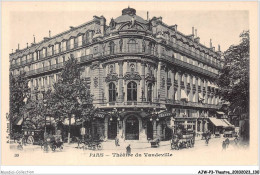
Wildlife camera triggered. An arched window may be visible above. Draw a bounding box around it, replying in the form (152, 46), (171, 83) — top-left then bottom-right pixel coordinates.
(147, 83), (153, 102)
(128, 39), (137, 53)
(148, 42), (153, 54)
(109, 41), (115, 54)
(127, 81), (137, 101)
(109, 83), (116, 102)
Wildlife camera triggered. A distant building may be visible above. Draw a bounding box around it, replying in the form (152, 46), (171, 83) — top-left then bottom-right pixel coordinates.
(9, 7), (224, 141)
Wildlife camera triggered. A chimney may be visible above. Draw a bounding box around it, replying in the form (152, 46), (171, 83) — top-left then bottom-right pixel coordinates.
(147, 11), (149, 21)
(33, 35), (35, 43)
(210, 39), (212, 48)
(27, 43), (28, 48)
(218, 44), (221, 51)
(18, 44), (20, 50)
(195, 37), (200, 43)
(192, 27), (195, 36)
(49, 30), (51, 37)
(195, 29), (197, 37)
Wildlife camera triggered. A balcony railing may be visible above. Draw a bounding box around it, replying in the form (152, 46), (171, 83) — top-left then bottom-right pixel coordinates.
(167, 40), (221, 69)
(102, 47), (156, 57)
(162, 54), (218, 78)
(27, 62), (64, 76)
(98, 101), (160, 108)
(165, 99), (221, 109)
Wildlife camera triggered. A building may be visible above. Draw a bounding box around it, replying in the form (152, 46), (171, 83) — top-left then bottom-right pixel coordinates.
(9, 7), (224, 141)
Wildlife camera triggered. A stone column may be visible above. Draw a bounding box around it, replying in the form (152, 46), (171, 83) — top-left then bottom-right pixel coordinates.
(153, 120), (157, 139)
(118, 61), (123, 102)
(171, 69), (175, 100)
(141, 62), (146, 101)
(189, 75), (193, 101)
(204, 121), (208, 131)
(154, 68), (158, 101)
(104, 117), (108, 141)
(195, 120), (198, 134)
(157, 122), (162, 140)
(177, 71), (181, 100)
(195, 76), (199, 102)
(157, 62), (161, 101)
(205, 80), (208, 104)
(184, 73), (187, 95)
(200, 121), (203, 132)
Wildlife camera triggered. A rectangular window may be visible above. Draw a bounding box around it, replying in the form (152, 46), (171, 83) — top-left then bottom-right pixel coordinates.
(78, 35), (82, 46)
(74, 37), (78, 48)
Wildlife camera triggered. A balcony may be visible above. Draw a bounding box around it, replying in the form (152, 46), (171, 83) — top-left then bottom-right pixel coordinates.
(165, 99), (222, 109)
(102, 47), (156, 58)
(26, 62), (64, 76)
(98, 101), (160, 108)
(162, 55), (218, 78)
(167, 41), (221, 69)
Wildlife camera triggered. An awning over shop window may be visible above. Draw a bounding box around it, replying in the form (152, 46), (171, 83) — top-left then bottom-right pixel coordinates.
(216, 111), (225, 115)
(208, 117), (229, 127)
(180, 89), (188, 101)
(222, 119), (234, 128)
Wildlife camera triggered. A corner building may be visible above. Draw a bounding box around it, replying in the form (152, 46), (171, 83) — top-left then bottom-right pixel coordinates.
(9, 7), (223, 141)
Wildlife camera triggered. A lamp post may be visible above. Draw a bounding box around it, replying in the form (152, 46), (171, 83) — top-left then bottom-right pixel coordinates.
(43, 99), (47, 136)
(149, 108), (159, 139)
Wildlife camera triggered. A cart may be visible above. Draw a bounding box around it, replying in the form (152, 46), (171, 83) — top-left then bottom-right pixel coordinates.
(215, 131), (221, 138)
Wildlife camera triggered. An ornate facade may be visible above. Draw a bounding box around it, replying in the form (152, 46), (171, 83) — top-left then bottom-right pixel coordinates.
(9, 7), (223, 141)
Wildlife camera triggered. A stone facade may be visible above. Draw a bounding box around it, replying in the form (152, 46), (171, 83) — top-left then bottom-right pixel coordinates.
(9, 7), (223, 141)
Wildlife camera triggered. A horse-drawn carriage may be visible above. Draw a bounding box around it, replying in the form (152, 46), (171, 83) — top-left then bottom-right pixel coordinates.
(201, 131), (212, 140)
(150, 138), (160, 148)
(171, 125), (195, 150)
(82, 139), (103, 150)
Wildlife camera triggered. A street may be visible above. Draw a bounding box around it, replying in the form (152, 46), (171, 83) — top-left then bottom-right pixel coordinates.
(8, 136), (250, 165)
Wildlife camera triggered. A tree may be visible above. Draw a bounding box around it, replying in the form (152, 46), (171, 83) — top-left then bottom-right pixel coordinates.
(51, 54), (93, 143)
(217, 30), (249, 115)
(9, 72), (30, 133)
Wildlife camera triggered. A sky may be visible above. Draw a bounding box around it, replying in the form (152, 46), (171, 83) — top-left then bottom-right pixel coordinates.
(8, 2), (249, 53)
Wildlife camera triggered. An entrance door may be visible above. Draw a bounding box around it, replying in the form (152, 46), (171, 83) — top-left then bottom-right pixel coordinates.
(125, 116), (139, 140)
(108, 119), (117, 139)
(165, 127), (173, 140)
(147, 121), (153, 140)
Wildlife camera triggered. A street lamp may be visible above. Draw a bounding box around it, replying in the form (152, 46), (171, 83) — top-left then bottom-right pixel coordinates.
(43, 99), (47, 136)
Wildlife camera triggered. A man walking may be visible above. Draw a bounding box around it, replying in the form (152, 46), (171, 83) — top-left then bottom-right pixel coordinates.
(115, 136), (120, 146)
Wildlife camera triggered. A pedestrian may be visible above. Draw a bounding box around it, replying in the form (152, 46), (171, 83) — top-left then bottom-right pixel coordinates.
(225, 138), (230, 148)
(115, 136), (120, 146)
(222, 141), (226, 151)
(205, 136), (209, 145)
(126, 144), (131, 155)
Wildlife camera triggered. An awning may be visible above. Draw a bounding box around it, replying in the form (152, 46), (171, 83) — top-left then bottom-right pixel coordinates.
(216, 111), (225, 115)
(180, 89), (188, 101)
(222, 119), (235, 128)
(208, 117), (229, 127)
